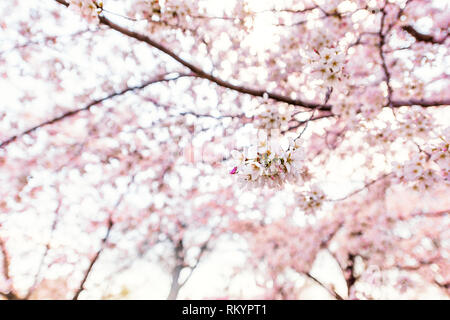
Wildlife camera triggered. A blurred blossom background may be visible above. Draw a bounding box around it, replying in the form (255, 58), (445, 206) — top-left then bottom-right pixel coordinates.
(0, 0), (449, 300)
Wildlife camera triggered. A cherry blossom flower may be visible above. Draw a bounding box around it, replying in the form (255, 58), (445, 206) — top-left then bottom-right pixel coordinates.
(254, 104), (293, 132)
(309, 47), (348, 87)
(2, 0), (450, 301)
(393, 153), (444, 191)
(68, 0), (100, 24)
(430, 128), (450, 180)
(230, 136), (305, 190)
(298, 184), (326, 214)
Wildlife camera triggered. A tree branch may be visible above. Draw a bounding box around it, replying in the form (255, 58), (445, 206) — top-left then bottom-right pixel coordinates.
(72, 174), (136, 300)
(328, 173), (392, 202)
(54, 0), (330, 111)
(390, 99), (450, 108)
(179, 239), (210, 288)
(24, 199), (63, 299)
(378, 6), (393, 106)
(53, 0), (450, 115)
(0, 237), (20, 300)
(344, 254), (358, 297)
(167, 240), (184, 300)
(305, 272), (344, 300)
(402, 25), (447, 44)
(0, 73), (191, 149)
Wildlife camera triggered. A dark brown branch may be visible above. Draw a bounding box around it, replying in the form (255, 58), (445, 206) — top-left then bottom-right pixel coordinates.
(305, 272), (344, 300)
(54, 0), (329, 111)
(53, 0), (450, 116)
(434, 281), (449, 291)
(344, 254), (358, 296)
(402, 25), (447, 44)
(386, 0), (411, 32)
(378, 1), (414, 107)
(98, 17), (331, 110)
(379, 6), (393, 106)
(390, 99), (450, 108)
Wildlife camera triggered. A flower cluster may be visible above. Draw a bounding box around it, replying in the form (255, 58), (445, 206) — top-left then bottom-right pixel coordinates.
(331, 100), (358, 118)
(132, 0), (199, 26)
(68, 0), (100, 24)
(397, 106), (434, 139)
(303, 28), (348, 88)
(430, 128), (450, 180)
(254, 105), (292, 132)
(308, 29), (336, 51)
(298, 184), (326, 214)
(315, 0), (342, 15)
(309, 47), (348, 88)
(359, 87), (385, 120)
(230, 135), (305, 190)
(393, 154), (441, 192)
(364, 125), (396, 150)
(133, 0), (161, 19)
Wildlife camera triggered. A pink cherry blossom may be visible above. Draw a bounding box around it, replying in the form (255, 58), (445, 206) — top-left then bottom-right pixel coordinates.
(0, 0), (448, 300)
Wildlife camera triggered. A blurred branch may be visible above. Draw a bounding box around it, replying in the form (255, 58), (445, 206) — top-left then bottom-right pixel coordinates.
(434, 281), (449, 295)
(97, 166), (176, 298)
(386, 0), (412, 32)
(166, 234), (214, 299)
(166, 240), (184, 300)
(0, 73), (191, 149)
(72, 174), (136, 300)
(391, 259), (449, 296)
(0, 237), (20, 300)
(398, 209), (449, 221)
(328, 173), (393, 202)
(24, 199), (63, 299)
(0, 29), (94, 57)
(179, 239), (211, 288)
(0, 238), (10, 285)
(166, 212), (222, 300)
(302, 222), (345, 300)
(390, 99), (450, 108)
(344, 254), (359, 297)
